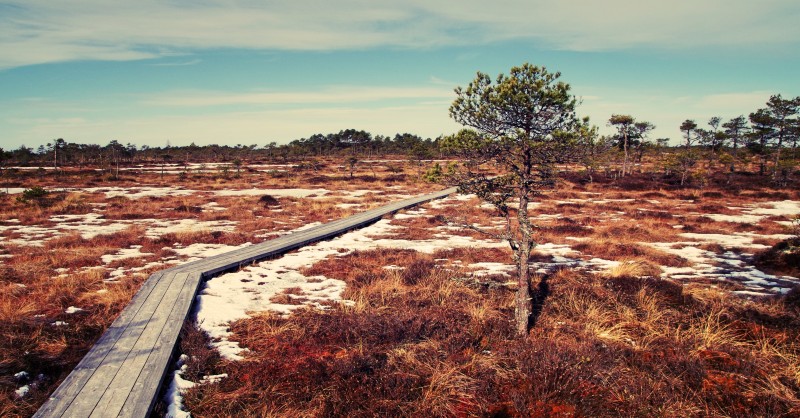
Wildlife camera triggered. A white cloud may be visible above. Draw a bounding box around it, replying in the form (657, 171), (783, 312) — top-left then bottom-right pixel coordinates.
(0, 82), (778, 148)
(1, 0), (797, 69)
(141, 85), (454, 107)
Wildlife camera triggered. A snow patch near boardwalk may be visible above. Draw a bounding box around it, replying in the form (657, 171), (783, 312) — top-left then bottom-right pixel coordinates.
(746, 200), (800, 216)
(194, 210), (509, 361)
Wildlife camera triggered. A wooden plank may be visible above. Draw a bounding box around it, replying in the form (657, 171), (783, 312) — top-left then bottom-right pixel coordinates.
(89, 272), (192, 417)
(32, 271), (166, 418)
(61, 272), (182, 416)
(119, 271), (204, 418)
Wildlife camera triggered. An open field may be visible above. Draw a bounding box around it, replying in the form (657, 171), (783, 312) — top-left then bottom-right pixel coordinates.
(1, 158), (799, 417)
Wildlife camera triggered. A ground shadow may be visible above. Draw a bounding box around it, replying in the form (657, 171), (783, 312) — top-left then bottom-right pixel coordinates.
(529, 274), (550, 329)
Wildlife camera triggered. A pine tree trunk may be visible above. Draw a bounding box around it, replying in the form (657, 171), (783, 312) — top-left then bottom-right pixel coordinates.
(515, 178), (534, 337)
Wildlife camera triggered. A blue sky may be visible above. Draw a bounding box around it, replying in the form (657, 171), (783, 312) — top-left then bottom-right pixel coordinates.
(1, 0), (799, 149)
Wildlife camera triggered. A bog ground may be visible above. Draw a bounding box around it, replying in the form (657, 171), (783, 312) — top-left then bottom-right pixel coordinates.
(1, 159), (799, 417)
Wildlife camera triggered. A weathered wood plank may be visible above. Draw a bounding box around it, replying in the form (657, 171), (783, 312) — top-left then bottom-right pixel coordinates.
(61, 272), (182, 416)
(119, 272), (204, 418)
(32, 271), (166, 418)
(89, 272), (192, 417)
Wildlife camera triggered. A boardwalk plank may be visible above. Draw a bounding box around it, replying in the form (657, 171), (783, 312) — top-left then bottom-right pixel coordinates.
(32, 271), (166, 418)
(119, 272), (204, 418)
(62, 272), (182, 416)
(89, 272), (192, 417)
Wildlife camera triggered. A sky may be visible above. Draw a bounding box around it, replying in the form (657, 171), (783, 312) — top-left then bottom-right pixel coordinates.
(1, 0), (799, 149)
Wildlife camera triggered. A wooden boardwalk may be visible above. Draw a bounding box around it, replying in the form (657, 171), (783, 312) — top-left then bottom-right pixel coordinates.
(35, 187), (457, 418)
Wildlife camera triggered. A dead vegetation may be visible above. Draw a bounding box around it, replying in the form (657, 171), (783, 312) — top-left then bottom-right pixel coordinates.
(181, 249), (800, 417)
(2, 158), (800, 417)
(0, 158), (432, 417)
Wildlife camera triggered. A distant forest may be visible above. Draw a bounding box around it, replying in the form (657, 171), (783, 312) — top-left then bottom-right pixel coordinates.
(0, 130), (441, 167)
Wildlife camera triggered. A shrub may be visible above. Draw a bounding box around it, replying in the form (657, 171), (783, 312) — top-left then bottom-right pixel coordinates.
(16, 186), (49, 205)
(259, 194), (280, 207)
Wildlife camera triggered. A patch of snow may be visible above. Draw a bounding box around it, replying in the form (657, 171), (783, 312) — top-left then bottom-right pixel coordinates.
(172, 242), (251, 262)
(201, 202), (227, 212)
(732, 290), (773, 298)
(383, 265), (404, 270)
(649, 243), (799, 293)
(51, 321), (68, 326)
(65, 306), (83, 314)
(469, 262), (513, 276)
(163, 355), (195, 418)
(746, 200), (800, 217)
(81, 186), (195, 199)
(101, 245), (153, 264)
(15, 385), (30, 398)
(705, 214), (765, 224)
(338, 190), (376, 198)
(214, 188), (329, 198)
(678, 233), (765, 248)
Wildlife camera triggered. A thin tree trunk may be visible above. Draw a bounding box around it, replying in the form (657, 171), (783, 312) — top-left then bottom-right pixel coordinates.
(515, 156), (534, 337)
(622, 133), (629, 176)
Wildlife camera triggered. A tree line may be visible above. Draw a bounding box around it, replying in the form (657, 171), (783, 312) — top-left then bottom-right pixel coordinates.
(0, 130), (441, 170)
(0, 97), (797, 186)
(580, 94), (799, 187)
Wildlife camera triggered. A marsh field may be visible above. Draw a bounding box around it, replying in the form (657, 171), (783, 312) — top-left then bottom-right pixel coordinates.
(1, 157), (799, 417)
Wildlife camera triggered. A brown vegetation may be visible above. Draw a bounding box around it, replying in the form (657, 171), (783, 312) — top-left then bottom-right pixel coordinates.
(181, 249), (800, 417)
(2, 156), (800, 417)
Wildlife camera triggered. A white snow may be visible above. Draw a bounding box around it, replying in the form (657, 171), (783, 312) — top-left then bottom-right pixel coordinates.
(746, 200), (800, 216)
(678, 233), (772, 249)
(648, 243), (800, 293)
(15, 385), (30, 398)
(65, 306), (84, 314)
(2, 214), (239, 246)
(705, 214), (765, 224)
(163, 355), (195, 418)
(214, 188), (329, 198)
(201, 202), (226, 212)
(81, 186), (195, 199)
(469, 262), (513, 276)
(194, 209), (509, 360)
(171, 242), (251, 262)
(101, 245), (153, 264)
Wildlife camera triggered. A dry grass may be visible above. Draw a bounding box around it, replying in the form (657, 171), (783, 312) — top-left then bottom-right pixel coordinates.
(178, 246), (800, 417)
(4, 158), (800, 417)
(0, 158), (436, 417)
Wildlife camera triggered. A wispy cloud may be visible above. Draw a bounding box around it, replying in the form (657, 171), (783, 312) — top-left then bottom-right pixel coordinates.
(1, 0), (797, 69)
(149, 58), (202, 67)
(141, 85), (453, 107)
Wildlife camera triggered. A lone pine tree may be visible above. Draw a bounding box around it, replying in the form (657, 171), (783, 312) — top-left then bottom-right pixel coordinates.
(444, 63), (582, 336)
